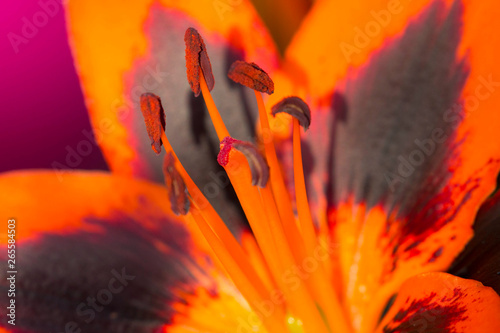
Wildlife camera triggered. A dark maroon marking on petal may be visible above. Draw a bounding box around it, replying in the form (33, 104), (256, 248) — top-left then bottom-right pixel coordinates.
(449, 190), (500, 294)
(184, 27), (214, 97)
(384, 161), (497, 277)
(163, 152), (190, 215)
(383, 289), (468, 333)
(399, 172), (478, 240)
(140, 93), (166, 155)
(404, 241), (421, 252)
(271, 96), (311, 131)
(428, 246), (444, 263)
(0, 207), (215, 333)
(380, 294), (398, 323)
(218, 136), (269, 187)
(227, 60), (274, 94)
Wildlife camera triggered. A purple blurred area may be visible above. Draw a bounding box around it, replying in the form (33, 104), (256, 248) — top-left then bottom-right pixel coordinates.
(0, 1), (108, 174)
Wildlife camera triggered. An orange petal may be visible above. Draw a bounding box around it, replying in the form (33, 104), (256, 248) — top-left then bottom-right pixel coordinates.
(375, 272), (500, 333)
(0, 171), (264, 332)
(284, 1), (500, 331)
(65, 0), (280, 227)
(285, 0), (500, 198)
(285, 0), (453, 97)
(333, 194), (492, 333)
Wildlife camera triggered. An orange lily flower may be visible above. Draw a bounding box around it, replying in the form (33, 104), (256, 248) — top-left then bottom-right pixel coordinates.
(2, 0), (500, 332)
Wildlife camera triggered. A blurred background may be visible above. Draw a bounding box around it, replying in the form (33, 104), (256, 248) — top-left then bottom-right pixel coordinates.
(0, 1), (107, 173)
(0, 0), (312, 174)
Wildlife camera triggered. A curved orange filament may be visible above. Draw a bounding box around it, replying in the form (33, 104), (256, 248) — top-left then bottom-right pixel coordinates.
(187, 208), (289, 332)
(254, 91), (308, 262)
(292, 119), (353, 333)
(222, 148), (330, 333)
(292, 119), (318, 257)
(199, 68), (230, 140)
(255, 91), (353, 332)
(241, 232), (276, 293)
(221, 149), (282, 281)
(160, 131), (275, 301)
(259, 186), (335, 333)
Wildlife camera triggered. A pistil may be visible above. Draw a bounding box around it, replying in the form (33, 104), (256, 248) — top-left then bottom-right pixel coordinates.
(160, 131), (274, 300)
(218, 138), (330, 333)
(161, 130), (288, 332)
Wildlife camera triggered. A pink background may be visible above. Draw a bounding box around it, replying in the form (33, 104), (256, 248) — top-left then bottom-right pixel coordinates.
(0, 1), (108, 173)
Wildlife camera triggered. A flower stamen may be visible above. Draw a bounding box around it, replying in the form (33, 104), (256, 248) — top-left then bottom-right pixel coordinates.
(199, 68), (230, 140)
(227, 59), (350, 332)
(160, 135), (292, 333)
(143, 27), (358, 332)
(292, 117), (352, 333)
(163, 152), (190, 215)
(185, 27), (229, 140)
(228, 60), (307, 268)
(139, 93), (280, 318)
(159, 131), (275, 301)
(254, 90), (307, 267)
(218, 137), (269, 187)
(184, 27), (214, 97)
(218, 137), (330, 333)
(258, 186), (331, 333)
(139, 93), (166, 154)
(273, 97), (353, 333)
(271, 96), (311, 131)
(187, 208), (289, 333)
(272, 98), (316, 256)
(228, 60), (274, 94)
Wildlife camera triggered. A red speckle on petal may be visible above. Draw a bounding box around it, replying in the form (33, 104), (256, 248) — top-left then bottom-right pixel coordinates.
(383, 290), (468, 333)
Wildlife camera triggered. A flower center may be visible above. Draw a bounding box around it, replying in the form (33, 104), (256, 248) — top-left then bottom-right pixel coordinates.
(139, 27), (353, 333)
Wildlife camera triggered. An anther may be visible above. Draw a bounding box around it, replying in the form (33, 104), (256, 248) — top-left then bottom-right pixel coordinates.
(184, 27), (215, 97)
(140, 93), (166, 154)
(217, 137), (269, 188)
(163, 152), (190, 215)
(228, 61), (274, 95)
(271, 96), (311, 130)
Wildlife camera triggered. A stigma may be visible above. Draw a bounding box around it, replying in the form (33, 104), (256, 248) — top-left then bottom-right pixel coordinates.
(139, 27), (352, 333)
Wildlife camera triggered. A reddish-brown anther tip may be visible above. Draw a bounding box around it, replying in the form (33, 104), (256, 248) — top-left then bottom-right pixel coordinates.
(228, 60), (274, 95)
(271, 96), (311, 130)
(140, 93), (166, 154)
(163, 153), (190, 215)
(184, 27), (215, 97)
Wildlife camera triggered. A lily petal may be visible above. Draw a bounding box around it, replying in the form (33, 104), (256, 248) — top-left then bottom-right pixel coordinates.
(286, 0), (500, 209)
(0, 171), (261, 332)
(285, 0), (436, 97)
(283, 0), (500, 331)
(65, 0), (280, 228)
(375, 272), (500, 333)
